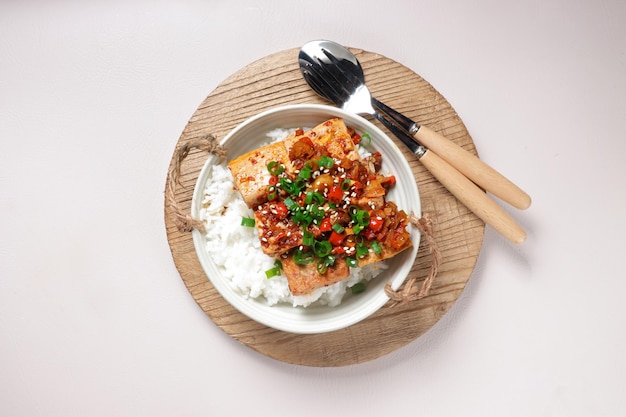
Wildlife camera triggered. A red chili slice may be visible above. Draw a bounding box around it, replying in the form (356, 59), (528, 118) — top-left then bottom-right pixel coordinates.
(319, 217), (332, 232)
(327, 185), (344, 204)
(369, 216), (384, 232)
(328, 230), (345, 246)
(274, 202), (288, 219)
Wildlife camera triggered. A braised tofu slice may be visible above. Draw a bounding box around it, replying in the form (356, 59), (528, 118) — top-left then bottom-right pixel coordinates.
(283, 118), (360, 164)
(228, 141), (289, 208)
(310, 118), (360, 161)
(282, 255), (350, 296)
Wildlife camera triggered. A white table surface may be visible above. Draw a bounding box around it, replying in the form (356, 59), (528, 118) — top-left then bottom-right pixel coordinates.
(2, 1), (625, 416)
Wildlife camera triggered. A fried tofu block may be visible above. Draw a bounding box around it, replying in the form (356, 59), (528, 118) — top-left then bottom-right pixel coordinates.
(282, 256), (350, 296)
(283, 118), (360, 164)
(228, 141), (289, 208)
(229, 119), (357, 208)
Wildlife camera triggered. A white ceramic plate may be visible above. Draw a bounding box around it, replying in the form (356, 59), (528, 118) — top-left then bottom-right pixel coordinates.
(191, 104), (421, 334)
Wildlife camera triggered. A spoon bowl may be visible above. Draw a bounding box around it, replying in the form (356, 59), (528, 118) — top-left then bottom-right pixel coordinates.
(299, 41), (378, 118)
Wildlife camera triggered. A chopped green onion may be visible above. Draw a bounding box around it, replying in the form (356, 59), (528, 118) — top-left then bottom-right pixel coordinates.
(305, 191), (324, 205)
(302, 231), (314, 246)
(359, 133), (371, 147)
(315, 254), (336, 275)
(318, 155), (334, 168)
(332, 223), (345, 233)
(278, 177), (296, 194)
(267, 161), (284, 176)
(267, 185), (278, 200)
(309, 204), (325, 223)
(294, 178), (307, 192)
(316, 258), (328, 274)
(313, 240), (332, 257)
(298, 165), (312, 180)
(284, 196), (298, 211)
(356, 243), (369, 258)
(292, 210), (313, 226)
(353, 224), (365, 235)
(241, 217), (255, 227)
(293, 249), (315, 265)
(341, 179), (353, 191)
(353, 209), (370, 226)
(265, 266), (281, 279)
(273, 259), (283, 269)
(346, 257), (358, 268)
(351, 282), (366, 294)
(371, 240), (382, 255)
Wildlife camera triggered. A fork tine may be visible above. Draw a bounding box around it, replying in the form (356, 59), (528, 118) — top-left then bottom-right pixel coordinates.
(307, 60), (353, 104)
(302, 69), (341, 104)
(321, 49), (361, 91)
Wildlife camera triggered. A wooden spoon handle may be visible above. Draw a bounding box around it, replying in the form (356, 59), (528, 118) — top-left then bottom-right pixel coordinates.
(414, 125), (531, 210)
(419, 149), (526, 244)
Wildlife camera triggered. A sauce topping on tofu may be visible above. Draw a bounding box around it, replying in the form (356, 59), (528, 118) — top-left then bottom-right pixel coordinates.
(228, 118), (412, 296)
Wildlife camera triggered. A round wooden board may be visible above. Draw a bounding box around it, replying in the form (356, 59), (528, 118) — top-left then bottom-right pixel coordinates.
(164, 47), (484, 367)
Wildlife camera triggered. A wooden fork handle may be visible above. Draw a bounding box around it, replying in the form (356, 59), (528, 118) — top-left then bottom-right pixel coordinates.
(419, 149), (526, 244)
(414, 125), (531, 210)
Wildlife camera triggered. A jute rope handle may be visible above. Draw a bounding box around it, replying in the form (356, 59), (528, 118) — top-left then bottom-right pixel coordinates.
(384, 213), (441, 306)
(166, 135), (224, 233)
(166, 135), (441, 306)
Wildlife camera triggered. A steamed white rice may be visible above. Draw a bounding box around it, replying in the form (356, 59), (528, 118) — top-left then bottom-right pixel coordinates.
(197, 129), (388, 308)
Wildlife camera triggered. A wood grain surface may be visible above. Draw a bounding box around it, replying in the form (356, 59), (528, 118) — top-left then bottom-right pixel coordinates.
(163, 47), (484, 367)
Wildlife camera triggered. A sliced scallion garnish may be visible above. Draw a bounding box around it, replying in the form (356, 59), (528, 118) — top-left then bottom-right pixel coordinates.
(371, 240), (382, 255)
(293, 249), (315, 265)
(318, 155), (334, 168)
(267, 161), (285, 176)
(298, 165), (312, 180)
(359, 133), (371, 147)
(313, 240), (332, 257)
(265, 266), (281, 279)
(302, 231), (314, 246)
(241, 217), (255, 227)
(305, 191), (324, 205)
(284, 196), (298, 211)
(351, 282), (366, 294)
(356, 243), (369, 258)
